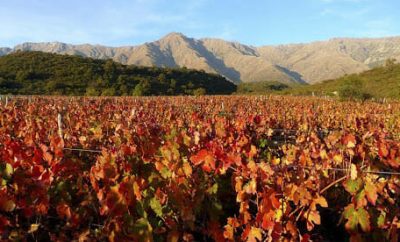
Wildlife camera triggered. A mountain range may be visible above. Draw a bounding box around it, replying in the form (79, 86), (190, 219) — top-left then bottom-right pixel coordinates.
(1, 33), (400, 84)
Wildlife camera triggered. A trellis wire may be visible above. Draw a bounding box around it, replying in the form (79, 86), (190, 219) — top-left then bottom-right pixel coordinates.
(63, 147), (102, 153)
(61, 146), (400, 176)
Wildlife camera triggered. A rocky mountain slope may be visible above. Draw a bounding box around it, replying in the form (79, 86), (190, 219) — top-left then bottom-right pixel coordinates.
(0, 47), (12, 56)
(2, 33), (400, 84)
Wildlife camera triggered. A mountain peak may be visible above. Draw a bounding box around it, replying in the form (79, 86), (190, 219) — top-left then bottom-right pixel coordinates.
(161, 32), (188, 41)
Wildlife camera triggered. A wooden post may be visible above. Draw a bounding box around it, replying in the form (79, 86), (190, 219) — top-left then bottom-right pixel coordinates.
(57, 113), (63, 139)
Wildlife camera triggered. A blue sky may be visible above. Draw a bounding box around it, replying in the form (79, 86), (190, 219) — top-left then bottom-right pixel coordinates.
(0, 0), (399, 47)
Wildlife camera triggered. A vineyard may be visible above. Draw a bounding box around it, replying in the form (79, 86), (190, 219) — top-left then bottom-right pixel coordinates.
(0, 95), (399, 241)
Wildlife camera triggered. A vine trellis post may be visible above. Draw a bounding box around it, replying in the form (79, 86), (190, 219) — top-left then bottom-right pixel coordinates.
(57, 113), (63, 140)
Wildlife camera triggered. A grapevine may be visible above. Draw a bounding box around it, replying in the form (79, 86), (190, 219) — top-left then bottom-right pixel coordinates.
(0, 96), (399, 241)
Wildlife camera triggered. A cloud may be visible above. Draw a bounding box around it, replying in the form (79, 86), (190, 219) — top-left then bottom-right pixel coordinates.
(319, 6), (370, 18)
(361, 18), (396, 37)
(214, 25), (237, 40)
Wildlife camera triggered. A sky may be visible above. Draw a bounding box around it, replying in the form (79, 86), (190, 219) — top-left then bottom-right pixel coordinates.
(0, 0), (399, 47)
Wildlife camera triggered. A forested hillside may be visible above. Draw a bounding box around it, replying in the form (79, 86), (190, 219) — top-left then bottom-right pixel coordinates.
(0, 51), (236, 96)
(285, 59), (400, 100)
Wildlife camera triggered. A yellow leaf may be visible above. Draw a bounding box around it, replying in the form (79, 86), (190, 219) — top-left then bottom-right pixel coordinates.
(223, 224), (235, 240)
(247, 159), (257, 172)
(305, 210), (321, 231)
(275, 209), (283, 221)
(320, 149), (328, 159)
(194, 132), (200, 145)
(182, 161), (192, 177)
(28, 224), (40, 233)
(350, 164), (357, 180)
(347, 141), (356, 148)
(311, 195), (328, 210)
(245, 179), (257, 194)
(248, 227), (262, 242)
(322, 169), (329, 178)
(333, 154), (342, 164)
(272, 157), (281, 165)
(275, 199), (286, 221)
(249, 145), (257, 158)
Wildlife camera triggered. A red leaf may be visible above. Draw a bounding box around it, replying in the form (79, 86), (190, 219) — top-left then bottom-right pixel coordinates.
(190, 149), (215, 172)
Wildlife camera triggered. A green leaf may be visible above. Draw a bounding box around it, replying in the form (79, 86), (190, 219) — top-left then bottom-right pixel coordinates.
(136, 201), (147, 218)
(343, 204), (371, 232)
(160, 167), (172, 179)
(150, 197), (163, 217)
(1, 178), (6, 187)
(377, 211), (386, 228)
(354, 189), (367, 208)
(56, 181), (67, 192)
(343, 178), (363, 195)
(357, 208), (371, 232)
(133, 218), (153, 242)
(0, 163), (13, 180)
(4, 163), (13, 179)
(343, 205), (358, 231)
(206, 183), (218, 195)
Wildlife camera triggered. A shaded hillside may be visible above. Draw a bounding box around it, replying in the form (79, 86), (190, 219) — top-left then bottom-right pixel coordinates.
(285, 59), (400, 99)
(0, 51), (236, 96)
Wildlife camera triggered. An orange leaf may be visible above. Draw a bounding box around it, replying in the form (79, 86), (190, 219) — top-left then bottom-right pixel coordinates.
(167, 230), (180, 242)
(364, 181), (378, 206)
(305, 210), (321, 231)
(342, 134), (356, 148)
(311, 195), (328, 210)
(378, 143), (389, 158)
(56, 202), (72, 219)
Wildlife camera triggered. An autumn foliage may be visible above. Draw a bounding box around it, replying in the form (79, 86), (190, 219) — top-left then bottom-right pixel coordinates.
(0, 96), (399, 241)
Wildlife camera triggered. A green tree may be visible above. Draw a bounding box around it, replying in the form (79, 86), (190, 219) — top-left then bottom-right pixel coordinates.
(119, 84), (129, 96)
(101, 87), (117, 96)
(86, 87), (100, 96)
(132, 81), (151, 96)
(339, 80), (372, 101)
(16, 70), (29, 82)
(158, 73), (167, 84)
(193, 88), (206, 96)
(103, 59), (117, 85)
(170, 79), (177, 89)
